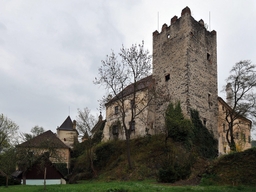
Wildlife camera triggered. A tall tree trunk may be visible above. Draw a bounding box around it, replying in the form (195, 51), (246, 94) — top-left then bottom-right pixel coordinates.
(88, 145), (97, 177)
(228, 122), (237, 152)
(22, 173), (26, 185)
(44, 167), (46, 190)
(5, 175), (8, 188)
(125, 129), (132, 170)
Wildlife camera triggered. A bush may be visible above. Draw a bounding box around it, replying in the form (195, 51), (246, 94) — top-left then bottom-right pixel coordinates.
(165, 102), (193, 143)
(190, 109), (218, 159)
(94, 141), (121, 169)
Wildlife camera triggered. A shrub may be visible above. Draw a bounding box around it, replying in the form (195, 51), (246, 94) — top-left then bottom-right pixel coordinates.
(190, 109), (218, 159)
(165, 102), (193, 143)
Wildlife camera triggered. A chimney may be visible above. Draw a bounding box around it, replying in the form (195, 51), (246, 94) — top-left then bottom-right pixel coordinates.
(73, 120), (76, 129)
(226, 83), (233, 106)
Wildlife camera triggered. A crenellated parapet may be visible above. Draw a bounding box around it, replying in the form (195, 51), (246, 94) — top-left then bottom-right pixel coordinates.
(153, 6), (216, 40)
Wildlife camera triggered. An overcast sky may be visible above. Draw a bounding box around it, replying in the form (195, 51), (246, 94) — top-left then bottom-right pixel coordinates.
(1, 0), (256, 138)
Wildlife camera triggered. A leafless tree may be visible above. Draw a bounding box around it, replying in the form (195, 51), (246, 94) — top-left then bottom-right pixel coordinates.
(76, 108), (97, 136)
(76, 107), (97, 176)
(223, 60), (256, 151)
(94, 41), (152, 169)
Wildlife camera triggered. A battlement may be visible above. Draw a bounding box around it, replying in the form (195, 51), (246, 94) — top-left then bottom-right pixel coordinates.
(153, 6), (216, 38)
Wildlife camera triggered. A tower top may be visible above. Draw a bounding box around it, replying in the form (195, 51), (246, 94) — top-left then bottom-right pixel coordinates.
(181, 6), (191, 16)
(153, 6), (216, 37)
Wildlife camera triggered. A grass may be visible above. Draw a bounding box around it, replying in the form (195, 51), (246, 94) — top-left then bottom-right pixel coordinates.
(0, 180), (256, 192)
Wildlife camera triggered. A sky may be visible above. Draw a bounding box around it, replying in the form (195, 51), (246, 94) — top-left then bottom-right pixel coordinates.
(0, 0), (256, 138)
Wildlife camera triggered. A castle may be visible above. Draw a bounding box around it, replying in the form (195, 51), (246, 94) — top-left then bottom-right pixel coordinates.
(101, 7), (251, 154)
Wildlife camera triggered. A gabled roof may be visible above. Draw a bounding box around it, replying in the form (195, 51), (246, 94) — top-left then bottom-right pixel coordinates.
(17, 130), (69, 149)
(106, 75), (154, 105)
(91, 119), (106, 135)
(218, 97), (252, 125)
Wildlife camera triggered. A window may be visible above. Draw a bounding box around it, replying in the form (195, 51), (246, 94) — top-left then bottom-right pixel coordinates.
(223, 124), (226, 132)
(248, 136), (251, 143)
(242, 133), (246, 142)
(114, 106), (118, 115)
(208, 93), (212, 108)
(224, 147), (226, 153)
(167, 34), (170, 39)
(222, 105), (225, 111)
(165, 74), (170, 82)
(129, 120), (135, 131)
(235, 132), (239, 139)
(112, 125), (118, 135)
(207, 53), (211, 61)
(203, 118), (207, 126)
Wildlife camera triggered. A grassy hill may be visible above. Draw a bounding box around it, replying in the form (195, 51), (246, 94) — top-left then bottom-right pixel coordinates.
(71, 135), (256, 186)
(71, 134), (211, 184)
(201, 147), (256, 186)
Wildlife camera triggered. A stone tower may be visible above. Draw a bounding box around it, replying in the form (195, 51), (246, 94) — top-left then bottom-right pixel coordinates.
(152, 7), (218, 138)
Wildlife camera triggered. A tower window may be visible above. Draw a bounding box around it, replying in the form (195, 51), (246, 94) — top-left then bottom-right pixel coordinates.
(165, 74), (170, 82)
(207, 53), (211, 61)
(203, 118), (207, 126)
(208, 93), (212, 108)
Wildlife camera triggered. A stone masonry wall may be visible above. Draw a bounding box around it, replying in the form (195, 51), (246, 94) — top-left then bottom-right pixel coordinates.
(152, 7), (218, 138)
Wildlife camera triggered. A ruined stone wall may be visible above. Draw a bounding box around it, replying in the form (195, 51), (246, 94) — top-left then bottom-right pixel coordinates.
(152, 7), (218, 138)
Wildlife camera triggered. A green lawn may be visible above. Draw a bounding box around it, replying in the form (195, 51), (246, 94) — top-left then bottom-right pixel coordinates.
(0, 180), (255, 192)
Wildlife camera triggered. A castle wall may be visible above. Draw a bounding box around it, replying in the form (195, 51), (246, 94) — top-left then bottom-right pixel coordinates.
(103, 89), (152, 141)
(153, 7), (218, 138)
(218, 98), (251, 154)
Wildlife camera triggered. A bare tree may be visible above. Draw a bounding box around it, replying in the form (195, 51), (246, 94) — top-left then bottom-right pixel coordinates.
(0, 114), (19, 152)
(76, 107), (97, 177)
(94, 41), (152, 169)
(223, 60), (256, 151)
(76, 108), (97, 136)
